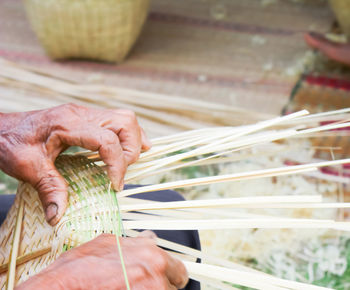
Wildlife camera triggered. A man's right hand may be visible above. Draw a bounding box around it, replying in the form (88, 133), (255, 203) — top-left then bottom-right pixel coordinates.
(16, 234), (189, 290)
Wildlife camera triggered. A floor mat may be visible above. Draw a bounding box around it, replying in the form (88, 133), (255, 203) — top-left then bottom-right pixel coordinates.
(0, 0), (334, 115)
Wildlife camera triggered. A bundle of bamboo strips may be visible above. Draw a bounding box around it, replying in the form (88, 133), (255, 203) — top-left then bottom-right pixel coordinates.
(0, 110), (349, 289)
(0, 58), (273, 137)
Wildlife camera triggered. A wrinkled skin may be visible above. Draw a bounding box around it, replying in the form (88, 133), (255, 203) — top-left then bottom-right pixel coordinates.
(16, 233), (189, 290)
(305, 32), (350, 66)
(0, 104), (151, 225)
(0, 105), (189, 289)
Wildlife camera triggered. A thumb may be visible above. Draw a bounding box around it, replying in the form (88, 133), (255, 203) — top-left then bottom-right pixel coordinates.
(29, 159), (68, 226)
(138, 230), (158, 240)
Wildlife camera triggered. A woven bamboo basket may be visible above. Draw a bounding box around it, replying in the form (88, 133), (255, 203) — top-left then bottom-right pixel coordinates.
(23, 0), (150, 62)
(329, 0), (350, 39)
(0, 155), (123, 287)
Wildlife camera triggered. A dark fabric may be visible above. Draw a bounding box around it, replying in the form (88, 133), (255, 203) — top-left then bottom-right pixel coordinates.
(0, 186), (201, 290)
(0, 194), (15, 225)
(127, 185), (201, 290)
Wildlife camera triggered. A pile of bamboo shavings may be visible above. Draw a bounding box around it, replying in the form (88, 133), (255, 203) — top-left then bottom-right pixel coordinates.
(0, 109), (349, 289)
(0, 57), (274, 137)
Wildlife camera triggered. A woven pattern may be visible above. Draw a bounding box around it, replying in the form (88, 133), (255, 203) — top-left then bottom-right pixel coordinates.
(0, 155), (120, 287)
(284, 74), (350, 160)
(24, 0), (150, 62)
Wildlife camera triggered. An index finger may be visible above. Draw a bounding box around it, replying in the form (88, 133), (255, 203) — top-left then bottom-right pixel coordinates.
(164, 252), (189, 289)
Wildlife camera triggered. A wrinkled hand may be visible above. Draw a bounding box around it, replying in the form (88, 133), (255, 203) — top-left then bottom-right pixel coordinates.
(0, 104), (151, 225)
(305, 32), (350, 66)
(16, 233), (189, 290)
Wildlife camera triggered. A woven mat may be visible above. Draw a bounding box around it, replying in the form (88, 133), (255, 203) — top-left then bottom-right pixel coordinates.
(283, 66), (350, 203)
(0, 0), (334, 115)
(284, 71), (350, 160)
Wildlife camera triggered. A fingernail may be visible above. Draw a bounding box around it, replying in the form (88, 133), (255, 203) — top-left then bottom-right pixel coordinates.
(118, 180), (124, 192)
(45, 203), (58, 224)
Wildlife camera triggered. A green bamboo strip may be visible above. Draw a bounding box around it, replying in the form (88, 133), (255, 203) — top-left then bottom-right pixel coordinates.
(108, 183), (130, 290)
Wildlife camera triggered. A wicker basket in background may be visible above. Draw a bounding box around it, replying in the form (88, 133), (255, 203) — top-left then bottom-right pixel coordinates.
(24, 0), (150, 62)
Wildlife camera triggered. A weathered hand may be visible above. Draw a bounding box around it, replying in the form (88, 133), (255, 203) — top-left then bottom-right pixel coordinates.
(0, 104), (151, 225)
(305, 32), (350, 66)
(16, 233), (188, 290)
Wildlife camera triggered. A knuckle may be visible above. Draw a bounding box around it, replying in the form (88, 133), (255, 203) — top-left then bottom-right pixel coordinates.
(126, 152), (139, 164)
(14, 152), (31, 169)
(35, 175), (58, 195)
(34, 170), (65, 198)
(118, 109), (136, 118)
(100, 130), (118, 145)
(62, 103), (82, 111)
(135, 264), (149, 280)
(152, 249), (168, 272)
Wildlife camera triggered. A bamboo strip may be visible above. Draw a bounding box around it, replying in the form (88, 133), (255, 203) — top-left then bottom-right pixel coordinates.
(183, 261), (332, 290)
(119, 158), (350, 197)
(189, 273), (240, 290)
(186, 262), (287, 290)
(6, 199), (24, 290)
(126, 230), (330, 290)
(124, 130), (299, 182)
(0, 59), (271, 129)
(0, 248), (51, 275)
(122, 218), (350, 231)
(119, 195), (322, 212)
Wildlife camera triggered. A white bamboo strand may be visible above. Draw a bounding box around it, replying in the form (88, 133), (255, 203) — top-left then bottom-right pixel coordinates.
(126, 129), (299, 181)
(119, 195), (322, 212)
(126, 143), (320, 183)
(286, 108), (350, 122)
(189, 273), (240, 290)
(0, 59), (271, 125)
(125, 130), (301, 181)
(302, 171), (350, 184)
(120, 158), (350, 197)
(151, 127), (230, 145)
(121, 167), (316, 197)
(125, 130), (303, 182)
(128, 128), (239, 170)
(124, 111), (308, 179)
(186, 263), (288, 290)
(297, 122), (350, 135)
(183, 261), (332, 290)
(123, 218), (350, 231)
(236, 203), (350, 209)
(126, 230), (329, 290)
